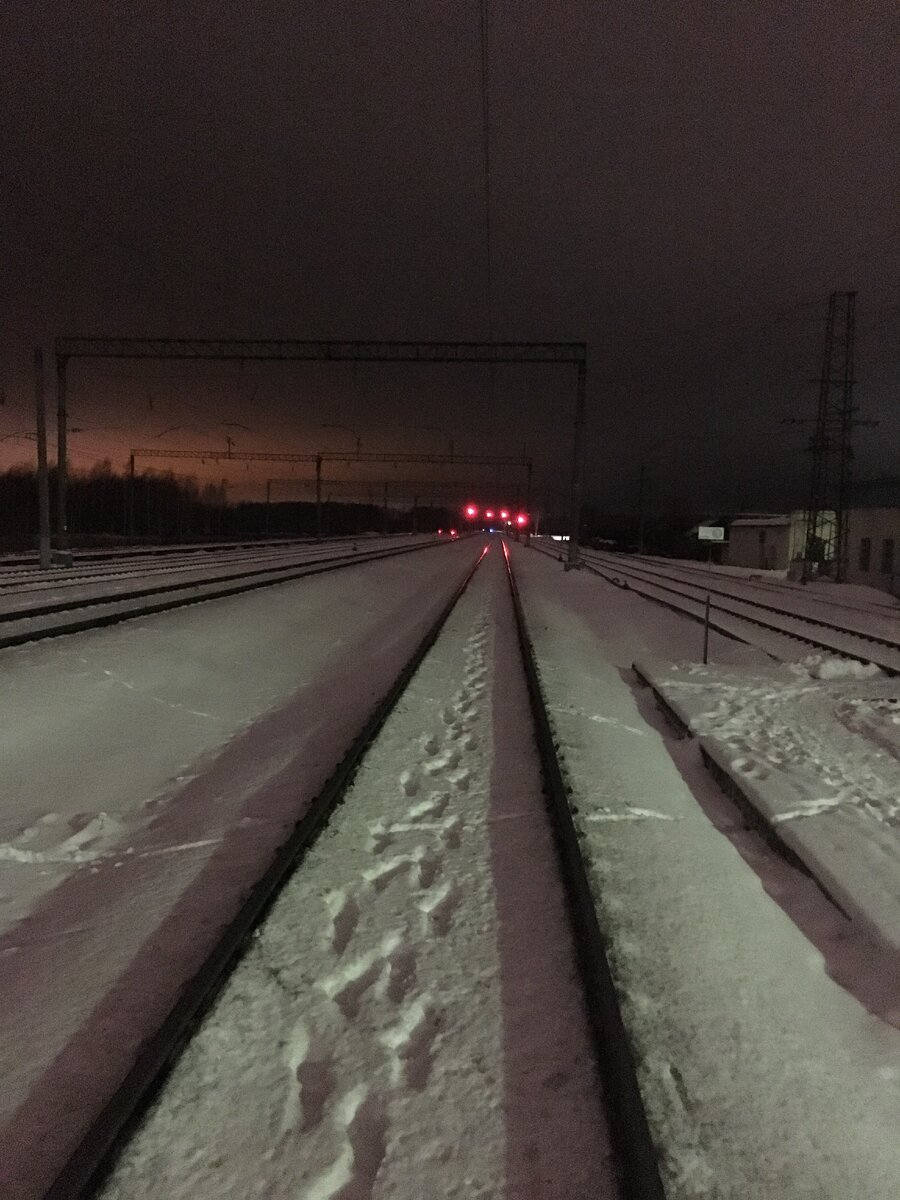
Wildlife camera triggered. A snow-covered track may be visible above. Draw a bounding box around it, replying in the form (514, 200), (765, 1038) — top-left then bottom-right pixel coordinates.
(0, 538), (452, 649)
(0, 536), (370, 590)
(0, 536), (320, 571)
(502, 542), (666, 1200)
(626, 552), (900, 619)
(573, 549), (900, 674)
(42, 546), (489, 1200)
(44, 539), (664, 1199)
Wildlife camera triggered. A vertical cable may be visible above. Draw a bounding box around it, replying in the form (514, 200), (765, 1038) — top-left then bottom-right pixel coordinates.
(479, 0), (496, 405)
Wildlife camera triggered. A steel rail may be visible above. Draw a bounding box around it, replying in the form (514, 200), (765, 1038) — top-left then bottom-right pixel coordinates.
(625, 552), (900, 618)
(43, 542), (490, 1200)
(502, 541), (667, 1199)
(0, 539), (409, 596)
(0, 537), (462, 650)
(0, 536), (321, 571)
(565, 549), (898, 673)
(583, 550), (900, 651)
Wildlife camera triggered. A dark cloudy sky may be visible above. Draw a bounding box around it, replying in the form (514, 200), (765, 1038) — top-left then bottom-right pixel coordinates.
(1, 1), (898, 512)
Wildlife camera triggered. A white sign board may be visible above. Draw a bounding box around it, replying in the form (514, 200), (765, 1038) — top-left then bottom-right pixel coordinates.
(698, 525), (725, 542)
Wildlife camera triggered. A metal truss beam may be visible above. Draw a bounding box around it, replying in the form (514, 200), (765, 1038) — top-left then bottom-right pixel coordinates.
(129, 448), (530, 468)
(51, 336), (586, 563)
(56, 337), (585, 365)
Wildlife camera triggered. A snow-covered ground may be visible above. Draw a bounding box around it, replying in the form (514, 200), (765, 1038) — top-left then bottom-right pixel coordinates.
(0, 534), (438, 619)
(98, 545), (613, 1200)
(634, 655), (900, 955)
(586, 549), (900, 634)
(0, 539), (482, 1199)
(6, 533), (900, 1198)
(509, 544), (900, 1198)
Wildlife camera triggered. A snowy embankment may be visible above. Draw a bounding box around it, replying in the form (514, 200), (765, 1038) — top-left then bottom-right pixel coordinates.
(509, 544), (900, 1200)
(634, 655), (900, 956)
(0, 534), (438, 632)
(97, 546), (612, 1200)
(0, 539), (477, 1200)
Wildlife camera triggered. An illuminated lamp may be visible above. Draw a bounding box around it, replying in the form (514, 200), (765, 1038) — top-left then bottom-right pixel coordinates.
(499, 509), (510, 520)
(464, 504), (478, 519)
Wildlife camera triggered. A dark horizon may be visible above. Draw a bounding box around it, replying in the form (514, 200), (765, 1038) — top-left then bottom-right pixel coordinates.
(2, 2), (899, 515)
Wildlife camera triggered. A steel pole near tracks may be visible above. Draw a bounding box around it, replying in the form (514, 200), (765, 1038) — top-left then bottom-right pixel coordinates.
(524, 458), (533, 546)
(566, 359), (586, 568)
(56, 354), (68, 549)
(703, 592), (711, 664)
(34, 349), (52, 568)
(315, 454), (323, 541)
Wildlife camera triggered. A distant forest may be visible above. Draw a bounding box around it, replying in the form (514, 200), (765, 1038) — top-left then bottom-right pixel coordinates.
(0, 464), (454, 551)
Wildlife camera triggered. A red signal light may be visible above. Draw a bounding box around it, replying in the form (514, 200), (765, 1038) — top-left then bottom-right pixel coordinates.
(464, 505), (478, 519)
(485, 509), (494, 520)
(499, 509), (510, 520)
(437, 528), (443, 535)
(516, 513), (528, 526)
(450, 528), (458, 537)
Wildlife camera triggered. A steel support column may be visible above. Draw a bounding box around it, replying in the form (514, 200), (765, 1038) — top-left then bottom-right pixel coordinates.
(34, 349), (52, 568)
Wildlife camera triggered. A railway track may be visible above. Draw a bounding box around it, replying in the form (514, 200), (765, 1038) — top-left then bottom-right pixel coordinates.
(0, 535), (410, 592)
(625, 552), (900, 620)
(42, 538), (663, 1200)
(563, 546), (900, 674)
(0, 536), (321, 572)
(0, 536), (452, 649)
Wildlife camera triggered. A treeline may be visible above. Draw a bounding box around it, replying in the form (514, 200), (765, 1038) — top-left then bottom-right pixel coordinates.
(0, 464), (454, 550)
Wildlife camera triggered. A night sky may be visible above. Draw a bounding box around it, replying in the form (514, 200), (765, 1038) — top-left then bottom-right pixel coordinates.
(1, 1), (898, 513)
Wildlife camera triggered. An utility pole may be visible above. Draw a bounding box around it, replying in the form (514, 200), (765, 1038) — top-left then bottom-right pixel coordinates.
(637, 462), (646, 554)
(801, 291), (862, 582)
(315, 454), (323, 541)
(33, 349), (51, 568)
(128, 453), (136, 538)
(566, 359), (586, 568)
(524, 458), (533, 545)
(56, 354), (68, 550)
(382, 481), (389, 534)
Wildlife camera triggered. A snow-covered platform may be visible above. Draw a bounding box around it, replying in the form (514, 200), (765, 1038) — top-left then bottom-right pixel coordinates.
(508, 544), (900, 1199)
(633, 655), (900, 954)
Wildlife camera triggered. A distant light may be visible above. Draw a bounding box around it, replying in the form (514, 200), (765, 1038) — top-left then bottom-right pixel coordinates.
(499, 509), (510, 520)
(516, 513), (528, 526)
(464, 505), (478, 519)
(450, 528), (458, 537)
(437, 528), (443, 534)
(485, 509), (494, 519)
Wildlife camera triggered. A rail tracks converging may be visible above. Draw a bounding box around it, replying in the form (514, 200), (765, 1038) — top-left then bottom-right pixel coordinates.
(0, 536), (370, 588)
(0, 536), (453, 649)
(536, 543), (900, 674)
(42, 538), (664, 1200)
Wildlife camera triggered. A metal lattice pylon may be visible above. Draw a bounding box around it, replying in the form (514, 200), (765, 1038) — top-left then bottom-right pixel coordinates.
(802, 291), (856, 581)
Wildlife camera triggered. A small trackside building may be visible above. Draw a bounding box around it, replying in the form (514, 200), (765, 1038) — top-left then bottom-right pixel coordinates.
(726, 514), (802, 571)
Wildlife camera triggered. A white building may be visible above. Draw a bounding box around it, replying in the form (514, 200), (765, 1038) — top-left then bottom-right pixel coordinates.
(726, 513), (832, 571)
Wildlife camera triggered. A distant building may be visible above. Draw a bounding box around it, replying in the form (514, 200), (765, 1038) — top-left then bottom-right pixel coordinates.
(844, 507), (899, 596)
(726, 513), (819, 571)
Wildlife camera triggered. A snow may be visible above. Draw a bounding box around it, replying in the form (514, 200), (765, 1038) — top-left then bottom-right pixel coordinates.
(0, 539), (481, 1199)
(633, 655), (900, 956)
(507, 543), (900, 1198)
(7, 532), (900, 1197)
(797, 652), (883, 680)
(96, 546), (613, 1199)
